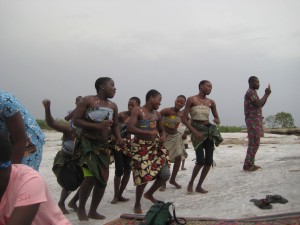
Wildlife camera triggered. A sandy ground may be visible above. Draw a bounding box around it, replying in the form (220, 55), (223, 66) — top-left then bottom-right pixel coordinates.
(39, 131), (300, 225)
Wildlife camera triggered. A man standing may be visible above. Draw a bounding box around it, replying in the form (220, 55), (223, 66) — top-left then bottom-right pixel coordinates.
(243, 76), (271, 172)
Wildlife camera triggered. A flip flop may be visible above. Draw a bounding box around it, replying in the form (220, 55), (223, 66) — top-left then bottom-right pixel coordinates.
(266, 195), (288, 204)
(250, 198), (272, 210)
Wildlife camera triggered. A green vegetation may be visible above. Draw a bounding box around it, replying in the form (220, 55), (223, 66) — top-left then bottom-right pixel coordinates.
(265, 112), (295, 128)
(36, 119), (69, 130)
(218, 126), (243, 133)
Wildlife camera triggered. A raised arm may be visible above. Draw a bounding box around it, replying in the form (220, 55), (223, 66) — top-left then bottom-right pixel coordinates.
(260, 84), (271, 107)
(252, 84), (271, 108)
(42, 99), (71, 133)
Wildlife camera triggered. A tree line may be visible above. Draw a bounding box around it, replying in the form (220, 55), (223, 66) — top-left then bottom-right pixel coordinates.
(264, 112), (296, 128)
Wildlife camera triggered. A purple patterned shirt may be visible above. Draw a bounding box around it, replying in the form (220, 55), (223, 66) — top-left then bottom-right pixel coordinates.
(244, 89), (263, 137)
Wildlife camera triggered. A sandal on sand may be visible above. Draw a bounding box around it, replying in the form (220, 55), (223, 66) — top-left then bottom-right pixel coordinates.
(250, 199), (272, 210)
(266, 195), (288, 204)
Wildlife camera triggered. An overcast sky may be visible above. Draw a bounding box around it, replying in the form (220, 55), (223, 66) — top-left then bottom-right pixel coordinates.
(1, 0), (299, 126)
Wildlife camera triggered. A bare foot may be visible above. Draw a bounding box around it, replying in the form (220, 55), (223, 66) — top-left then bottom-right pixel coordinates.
(169, 180), (182, 189)
(58, 203), (69, 214)
(88, 211), (106, 220)
(68, 201), (78, 212)
(187, 182), (193, 193)
(111, 196), (129, 204)
(134, 205), (143, 214)
(195, 187), (208, 194)
(159, 184), (166, 192)
(118, 196), (129, 202)
(111, 197), (118, 204)
(144, 193), (159, 204)
(76, 208), (89, 221)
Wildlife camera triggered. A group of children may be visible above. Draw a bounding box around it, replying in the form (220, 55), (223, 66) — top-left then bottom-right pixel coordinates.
(42, 77), (224, 222)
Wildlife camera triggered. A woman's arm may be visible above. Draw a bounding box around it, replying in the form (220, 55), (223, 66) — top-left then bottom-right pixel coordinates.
(42, 99), (70, 133)
(210, 100), (220, 125)
(156, 111), (166, 142)
(7, 169), (47, 225)
(7, 204), (40, 225)
(64, 110), (74, 121)
(181, 97), (195, 133)
(6, 112), (26, 163)
(111, 103), (123, 143)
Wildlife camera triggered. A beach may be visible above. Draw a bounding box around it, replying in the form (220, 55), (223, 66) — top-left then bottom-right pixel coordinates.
(39, 131), (300, 225)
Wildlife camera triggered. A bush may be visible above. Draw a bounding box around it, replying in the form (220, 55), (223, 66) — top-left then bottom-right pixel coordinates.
(36, 119), (51, 130)
(36, 119), (69, 130)
(219, 126), (243, 133)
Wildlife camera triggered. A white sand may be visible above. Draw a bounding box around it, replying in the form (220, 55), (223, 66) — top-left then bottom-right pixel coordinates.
(39, 131), (300, 225)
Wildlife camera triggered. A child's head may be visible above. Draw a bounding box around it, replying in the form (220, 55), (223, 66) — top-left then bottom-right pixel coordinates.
(145, 89), (162, 110)
(128, 96), (141, 111)
(95, 77), (112, 92)
(94, 77), (116, 98)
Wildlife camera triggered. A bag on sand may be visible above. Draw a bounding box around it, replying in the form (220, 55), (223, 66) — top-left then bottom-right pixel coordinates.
(140, 201), (186, 225)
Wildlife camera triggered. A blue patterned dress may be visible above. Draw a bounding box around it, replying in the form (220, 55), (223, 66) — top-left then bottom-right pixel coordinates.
(0, 90), (45, 170)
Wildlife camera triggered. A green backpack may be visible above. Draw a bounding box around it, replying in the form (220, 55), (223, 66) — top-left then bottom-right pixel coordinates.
(140, 201), (186, 225)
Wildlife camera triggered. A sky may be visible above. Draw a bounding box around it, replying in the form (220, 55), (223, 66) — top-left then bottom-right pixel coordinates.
(1, 0), (300, 126)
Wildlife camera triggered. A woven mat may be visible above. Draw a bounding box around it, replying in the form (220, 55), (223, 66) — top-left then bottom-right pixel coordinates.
(104, 211), (300, 225)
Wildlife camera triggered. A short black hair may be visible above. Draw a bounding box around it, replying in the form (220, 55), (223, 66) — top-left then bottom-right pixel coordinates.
(177, 95), (186, 100)
(248, 76), (258, 84)
(95, 77), (112, 92)
(198, 80), (210, 90)
(129, 96), (141, 106)
(146, 89), (161, 102)
(0, 135), (12, 163)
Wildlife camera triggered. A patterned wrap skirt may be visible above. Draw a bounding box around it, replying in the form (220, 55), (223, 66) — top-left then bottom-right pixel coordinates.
(131, 138), (169, 186)
(164, 132), (184, 163)
(73, 136), (111, 188)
